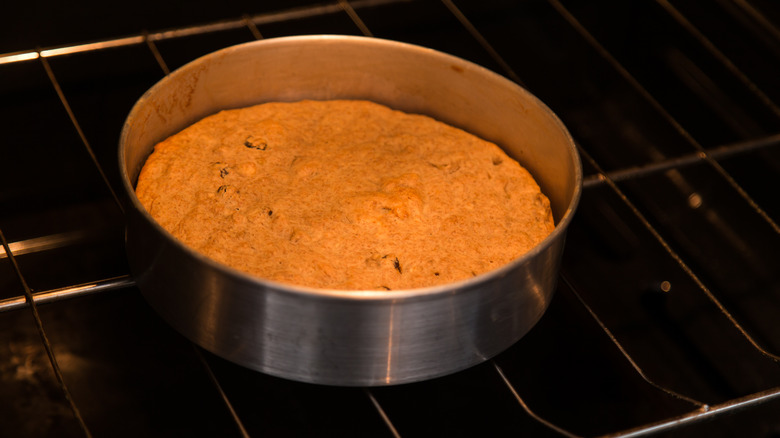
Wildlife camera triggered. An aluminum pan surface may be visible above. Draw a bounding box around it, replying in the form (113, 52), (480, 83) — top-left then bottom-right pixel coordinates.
(119, 35), (581, 385)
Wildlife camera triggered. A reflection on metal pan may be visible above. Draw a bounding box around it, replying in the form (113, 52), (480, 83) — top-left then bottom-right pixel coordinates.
(118, 35), (582, 386)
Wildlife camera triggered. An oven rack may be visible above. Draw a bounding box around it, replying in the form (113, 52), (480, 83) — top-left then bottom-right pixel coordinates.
(2, 1), (779, 436)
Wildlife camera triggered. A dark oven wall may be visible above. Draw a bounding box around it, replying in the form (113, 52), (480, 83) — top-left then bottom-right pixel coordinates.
(2, 1), (780, 437)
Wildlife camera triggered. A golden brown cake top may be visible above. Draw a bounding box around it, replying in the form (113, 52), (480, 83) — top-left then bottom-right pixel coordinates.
(136, 100), (554, 290)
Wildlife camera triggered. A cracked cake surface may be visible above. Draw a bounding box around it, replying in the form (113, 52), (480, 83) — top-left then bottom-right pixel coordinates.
(136, 99), (554, 290)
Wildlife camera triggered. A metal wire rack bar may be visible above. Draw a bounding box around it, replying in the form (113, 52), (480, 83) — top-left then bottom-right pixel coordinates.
(0, 0), (401, 65)
(2, 2), (777, 436)
(493, 272), (780, 437)
(0, 228), (92, 436)
(0, 0), (774, 365)
(728, 0), (780, 44)
(605, 386), (780, 438)
(340, 0), (375, 37)
(582, 133), (780, 188)
(560, 274), (707, 409)
(492, 360), (581, 437)
(0, 275), (134, 313)
(143, 31), (171, 75)
(546, 0), (780, 236)
(546, 0), (780, 361)
(576, 138), (780, 363)
(39, 54), (126, 211)
(654, 0), (780, 119)
(193, 346), (252, 438)
(0, 231), (89, 259)
(441, 0), (523, 85)
(365, 389), (402, 438)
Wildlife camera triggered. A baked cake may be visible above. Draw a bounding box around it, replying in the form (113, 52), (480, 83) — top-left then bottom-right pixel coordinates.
(135, 100), (554, 290)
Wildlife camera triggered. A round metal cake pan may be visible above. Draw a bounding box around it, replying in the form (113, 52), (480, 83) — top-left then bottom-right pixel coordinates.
(119, 35), (582, 386)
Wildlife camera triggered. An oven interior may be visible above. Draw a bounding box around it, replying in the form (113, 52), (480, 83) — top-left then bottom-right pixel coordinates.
(1, 0), (779, 436)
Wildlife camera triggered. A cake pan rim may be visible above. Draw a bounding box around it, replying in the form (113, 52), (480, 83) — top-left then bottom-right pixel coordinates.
(118, 34), (582, 301)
